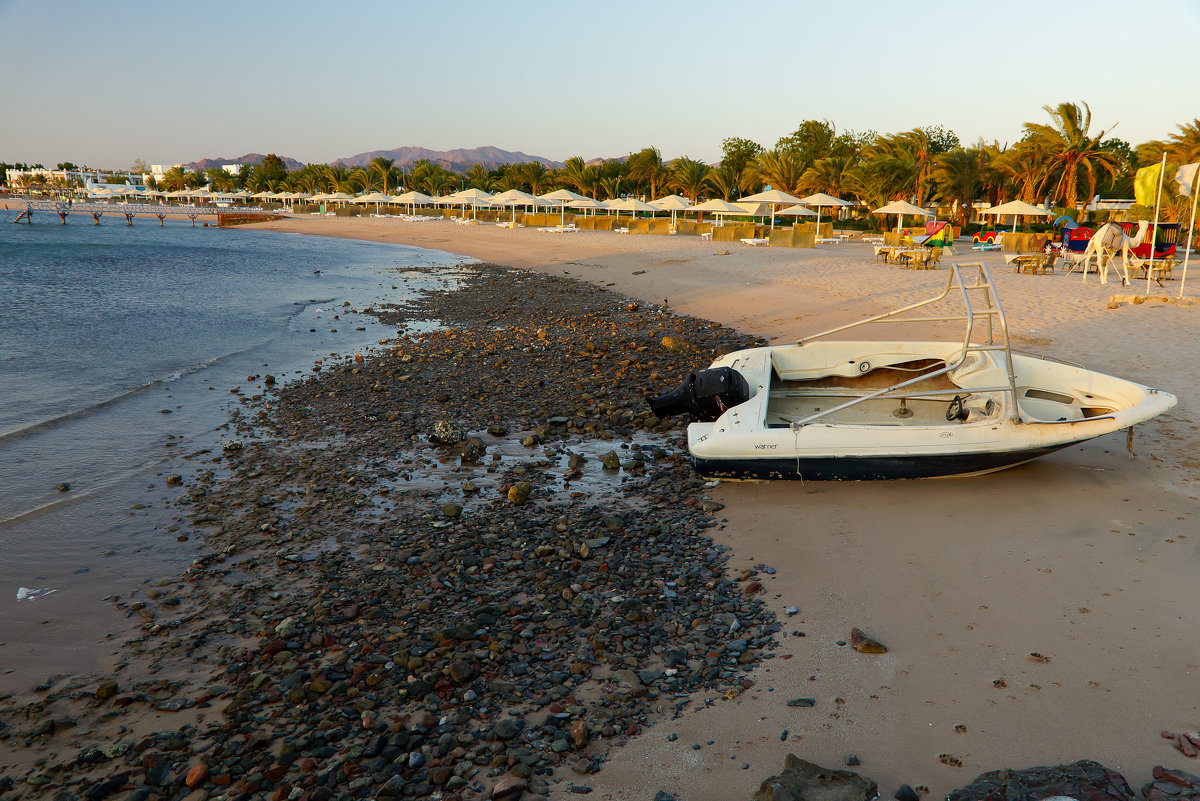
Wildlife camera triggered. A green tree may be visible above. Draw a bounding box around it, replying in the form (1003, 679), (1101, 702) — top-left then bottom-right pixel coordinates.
(558, 156), (591, 195)
(369, 156), (398, 193)
(776, 120), (837, 170)
(1021, 101), (1118, 209)
(669, 157), (713, 202)
(463, 163), (495, 191)
(706, 164), (744, 200)
(260, 154), (288, 184)
(208, 168), (237, 193)
(800, 153), (856, 197)
(747, 150), (805, 194)
(719, 137), (763, 175)
(159, 166), (187, 192)
(931, 144), (989, 226)
(56, 161), (78, 171)
(519, 162), (552, 194)
(130, 159), (148, 174)
(626, 147), (668, 199)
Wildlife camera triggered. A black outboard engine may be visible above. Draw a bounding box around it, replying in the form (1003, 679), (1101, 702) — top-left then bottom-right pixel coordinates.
(647, 367), (750, 422)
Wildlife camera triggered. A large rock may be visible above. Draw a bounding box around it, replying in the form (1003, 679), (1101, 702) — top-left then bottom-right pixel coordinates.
(1144, 766), (1200, 801)
(947, 759), (1136, 801)
(752, 755), (877, 801)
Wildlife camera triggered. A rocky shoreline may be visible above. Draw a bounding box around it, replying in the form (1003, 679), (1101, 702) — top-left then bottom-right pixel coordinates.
(4, 263), (1196, 801)
(0, 265), (777, 799)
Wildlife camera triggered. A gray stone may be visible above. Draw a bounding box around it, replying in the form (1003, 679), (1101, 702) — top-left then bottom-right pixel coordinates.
(751, 755), (877, 801)
(947, 759), (1136, 801)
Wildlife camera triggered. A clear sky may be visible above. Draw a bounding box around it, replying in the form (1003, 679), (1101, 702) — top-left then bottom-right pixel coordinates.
(2, 0), (1197, 170)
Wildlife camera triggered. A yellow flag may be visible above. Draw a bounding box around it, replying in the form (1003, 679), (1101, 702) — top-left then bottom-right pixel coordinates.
(1134, 164), (1162, 206)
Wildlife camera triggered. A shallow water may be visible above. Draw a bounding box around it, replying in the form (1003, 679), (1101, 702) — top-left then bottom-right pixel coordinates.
(0, 218), (472, 692)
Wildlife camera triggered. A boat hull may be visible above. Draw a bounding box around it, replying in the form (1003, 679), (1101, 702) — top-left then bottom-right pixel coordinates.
(693, 439), (1087, 481)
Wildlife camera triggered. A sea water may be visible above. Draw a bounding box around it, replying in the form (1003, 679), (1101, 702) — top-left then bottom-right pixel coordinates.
(0, 214), (471, 688)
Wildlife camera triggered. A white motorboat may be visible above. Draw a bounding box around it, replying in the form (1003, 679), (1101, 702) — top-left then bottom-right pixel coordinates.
(648, 263), (1176, 480)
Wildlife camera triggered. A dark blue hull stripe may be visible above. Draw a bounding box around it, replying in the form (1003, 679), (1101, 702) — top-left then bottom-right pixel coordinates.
(693, 441), (1087, 481)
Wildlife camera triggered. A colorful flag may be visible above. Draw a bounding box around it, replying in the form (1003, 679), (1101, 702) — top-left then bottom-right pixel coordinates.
(1175, 163), (1200, 198)
(1134, 163), (1162, 206)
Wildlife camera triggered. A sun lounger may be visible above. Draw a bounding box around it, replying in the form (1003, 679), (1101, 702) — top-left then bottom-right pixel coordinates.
(740, 238), (769, 246)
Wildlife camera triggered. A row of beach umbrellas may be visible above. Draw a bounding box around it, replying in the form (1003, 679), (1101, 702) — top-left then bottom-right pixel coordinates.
(79, 184), (1054, 235)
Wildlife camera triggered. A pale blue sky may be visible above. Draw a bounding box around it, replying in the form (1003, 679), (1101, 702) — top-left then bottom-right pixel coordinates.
(2, 0), (1197, 169)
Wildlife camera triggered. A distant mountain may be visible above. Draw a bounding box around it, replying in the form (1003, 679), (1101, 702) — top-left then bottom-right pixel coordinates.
(185, 153), (306, 172)
(183, 147), (569, 174)
(331, 146), (564, 173)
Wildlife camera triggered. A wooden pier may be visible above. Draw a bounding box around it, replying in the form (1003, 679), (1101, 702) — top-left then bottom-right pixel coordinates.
(9, 201), (273, 227)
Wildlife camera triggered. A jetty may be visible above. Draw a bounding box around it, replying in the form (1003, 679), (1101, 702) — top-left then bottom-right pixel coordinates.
(10, 200), (277, 227)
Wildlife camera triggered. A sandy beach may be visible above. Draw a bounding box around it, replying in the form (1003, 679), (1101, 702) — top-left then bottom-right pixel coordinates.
(2, 212), (1196, 800)
(247, 215), (1200, 799)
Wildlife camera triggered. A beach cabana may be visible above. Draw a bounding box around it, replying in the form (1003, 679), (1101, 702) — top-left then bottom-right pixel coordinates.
(983, 199), (1052, 233)
(872, 200), (933, 232)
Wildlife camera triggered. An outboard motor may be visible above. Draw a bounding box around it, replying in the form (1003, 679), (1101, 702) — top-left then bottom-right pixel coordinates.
(647, 367), (750, 422)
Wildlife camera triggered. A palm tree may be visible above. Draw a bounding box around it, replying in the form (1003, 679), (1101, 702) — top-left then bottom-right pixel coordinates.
(800, 153), (856, 197)
(993, 144), (1045, 203)
(865, 129), (939, 206)
(599, 176), (622, 200)
(931, 145), (988, 226)
(626, 147), (669, 199)
(1165, 119), (1200, 165)
(1022, 101), (1118, 209)
(463, 163), (495, 191)
(348, 168), (371, 193)
(185, 169), (207, 190)
(746, 150), (805, 194)
(160, 166), (187, 192)
(369, 156), (397, 193)
(669, 157), (713, 202)
(706, 165), (744, 200)
(520, 162), (552, 194)
(559, 156), (591, 196)
(493, 165), (525, 192)
(208, 168), (237, 193)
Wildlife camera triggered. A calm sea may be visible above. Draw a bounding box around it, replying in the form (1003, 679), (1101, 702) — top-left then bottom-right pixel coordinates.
(0, 213), (470, 688)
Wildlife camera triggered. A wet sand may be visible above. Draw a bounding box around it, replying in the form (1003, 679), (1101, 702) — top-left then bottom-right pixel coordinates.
(247, 215), (1200, 799)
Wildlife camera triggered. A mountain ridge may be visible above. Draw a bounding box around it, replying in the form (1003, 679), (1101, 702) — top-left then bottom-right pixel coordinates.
(184, 146), (569, 173)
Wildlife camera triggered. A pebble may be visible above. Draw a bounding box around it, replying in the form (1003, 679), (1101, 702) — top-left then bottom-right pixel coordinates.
(0, 265), (773, 798)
